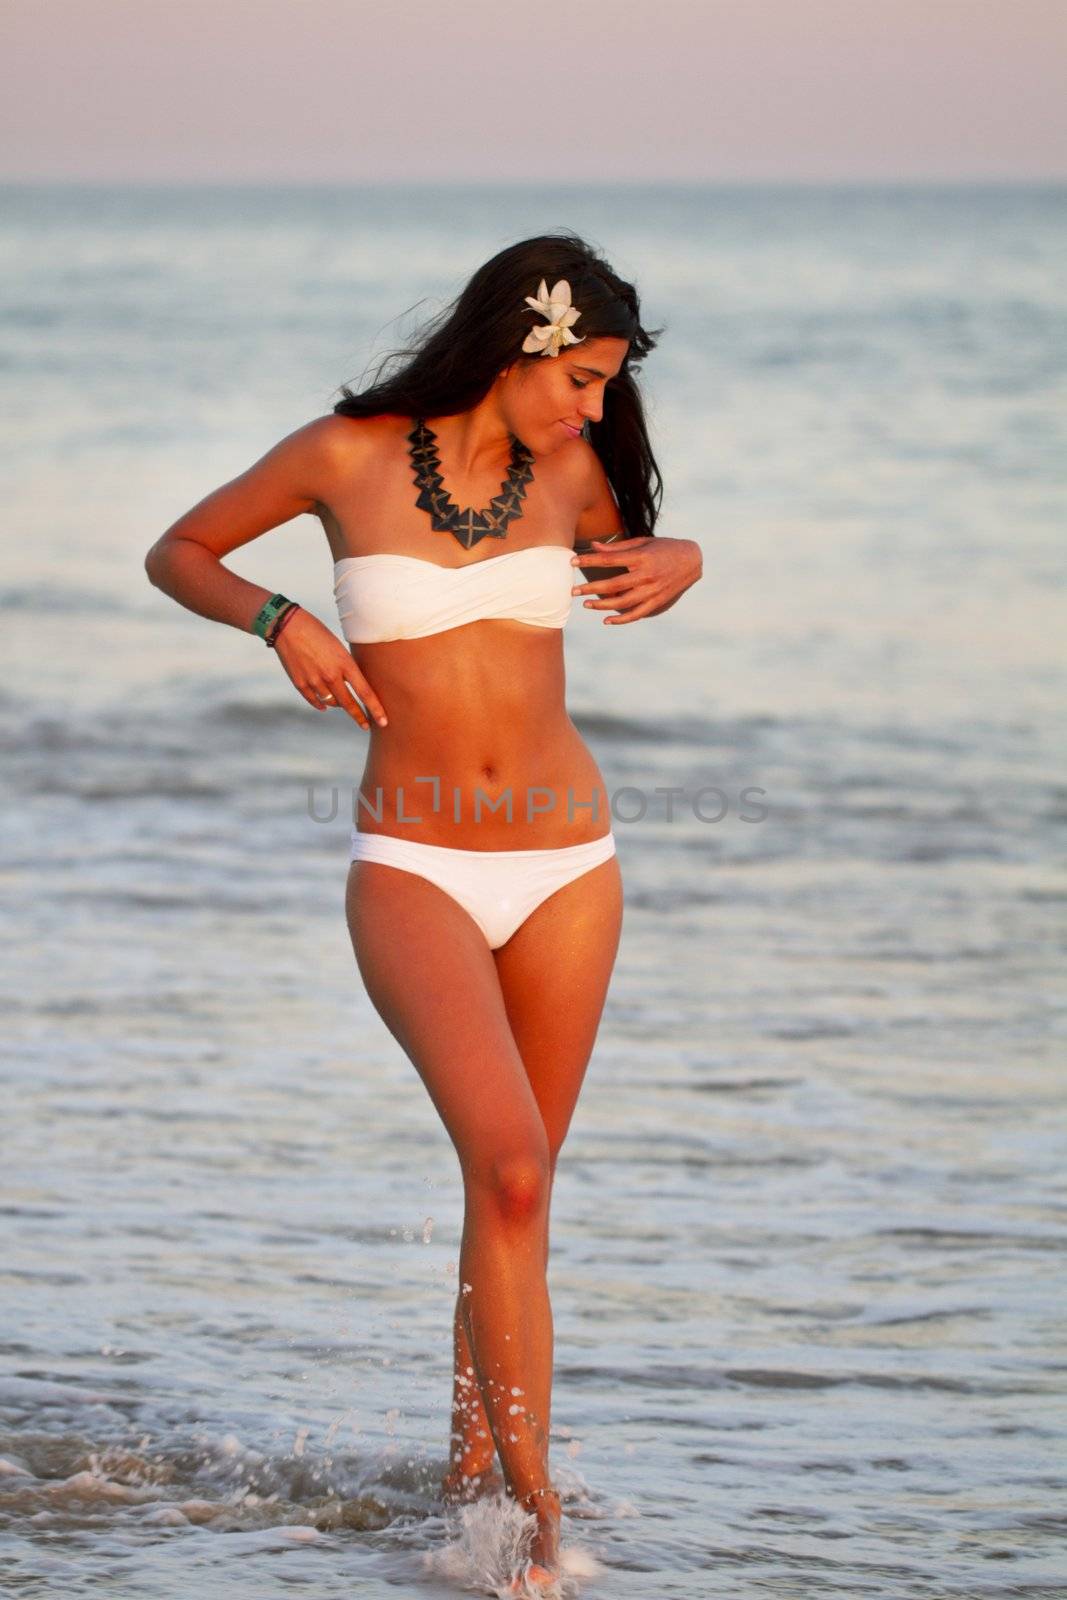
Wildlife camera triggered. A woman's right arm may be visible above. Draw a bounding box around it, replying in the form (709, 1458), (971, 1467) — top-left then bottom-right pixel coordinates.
(143, 417), (388, 729)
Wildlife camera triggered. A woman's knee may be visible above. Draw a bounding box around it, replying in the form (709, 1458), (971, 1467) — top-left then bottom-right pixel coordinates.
(467, 1144), (552, 1223)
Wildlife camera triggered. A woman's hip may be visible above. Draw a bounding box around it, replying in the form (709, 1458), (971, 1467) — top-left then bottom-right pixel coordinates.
(347, 828), (618, 951)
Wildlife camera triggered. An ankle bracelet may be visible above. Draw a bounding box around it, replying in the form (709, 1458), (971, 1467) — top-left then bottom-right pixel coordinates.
(518, 1485), (559, 1506)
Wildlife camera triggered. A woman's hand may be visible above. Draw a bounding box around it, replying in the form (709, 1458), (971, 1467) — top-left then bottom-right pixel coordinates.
(272, 609), (388, 729)
(571, 536), (703, 625)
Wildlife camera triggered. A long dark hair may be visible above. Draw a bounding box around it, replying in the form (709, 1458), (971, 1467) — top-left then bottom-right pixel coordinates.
(333, 231), (665, 539)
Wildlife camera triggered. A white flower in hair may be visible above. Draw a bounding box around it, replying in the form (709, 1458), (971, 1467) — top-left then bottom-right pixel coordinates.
(521, 278), (586, 358)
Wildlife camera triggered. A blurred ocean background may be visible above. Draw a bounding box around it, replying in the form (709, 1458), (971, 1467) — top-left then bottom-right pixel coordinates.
(2, 183), (1066, 1598)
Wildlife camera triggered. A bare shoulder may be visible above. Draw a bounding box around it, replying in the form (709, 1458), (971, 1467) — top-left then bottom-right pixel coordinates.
(552, 435), (613, 506)
(146, 414), (397, 565)
(549, 435), (597, 495)
(559, 436), (625, 544)
(295, 411), (391, 473)
(321, 411), (416, 482)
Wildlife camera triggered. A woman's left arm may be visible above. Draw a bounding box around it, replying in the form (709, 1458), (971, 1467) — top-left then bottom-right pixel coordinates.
(571, 535), (704, 625)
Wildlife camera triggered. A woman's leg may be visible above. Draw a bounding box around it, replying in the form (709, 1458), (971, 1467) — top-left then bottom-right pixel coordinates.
(345, 861), (561, 1506)
(346, 849), (623, 1578)
(443, 1222), (497, 1497)
(446, 851), (625, 1574)
(443, 1178), (556, 1502)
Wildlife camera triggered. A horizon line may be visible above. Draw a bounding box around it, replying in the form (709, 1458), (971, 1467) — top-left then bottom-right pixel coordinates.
(3, 174), (1066, 190)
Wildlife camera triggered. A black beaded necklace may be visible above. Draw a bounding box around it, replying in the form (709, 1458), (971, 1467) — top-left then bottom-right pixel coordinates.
(407, 417), (535, 551)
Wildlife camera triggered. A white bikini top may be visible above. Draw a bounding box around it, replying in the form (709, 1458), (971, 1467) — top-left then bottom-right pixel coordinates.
(333, 545), (575, 644)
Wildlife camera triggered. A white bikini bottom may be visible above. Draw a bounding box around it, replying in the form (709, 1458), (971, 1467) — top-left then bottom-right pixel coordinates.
(348, 829), (618, 950)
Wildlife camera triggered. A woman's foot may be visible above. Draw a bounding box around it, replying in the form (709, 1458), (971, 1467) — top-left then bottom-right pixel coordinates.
(507, 1560), (561, 1596)
(508, 1486), (561, 1591)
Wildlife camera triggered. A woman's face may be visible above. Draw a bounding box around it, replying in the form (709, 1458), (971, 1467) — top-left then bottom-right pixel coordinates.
(500, 336), (630, 456)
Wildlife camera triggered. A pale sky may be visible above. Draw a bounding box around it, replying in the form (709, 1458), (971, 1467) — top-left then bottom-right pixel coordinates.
(3, 0), (1065, 183)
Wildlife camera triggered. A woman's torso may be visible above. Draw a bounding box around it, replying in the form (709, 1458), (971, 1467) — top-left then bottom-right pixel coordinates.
(317, 413), (611, 850)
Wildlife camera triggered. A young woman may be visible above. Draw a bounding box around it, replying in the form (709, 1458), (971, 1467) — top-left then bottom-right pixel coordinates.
(145, 232), (702, 1592)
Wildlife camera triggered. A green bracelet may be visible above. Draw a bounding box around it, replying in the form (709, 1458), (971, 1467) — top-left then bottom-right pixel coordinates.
(252, 592), (295, 640)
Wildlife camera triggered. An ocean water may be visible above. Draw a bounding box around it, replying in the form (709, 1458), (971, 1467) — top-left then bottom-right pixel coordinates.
(1, 183), (1066, 1598)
